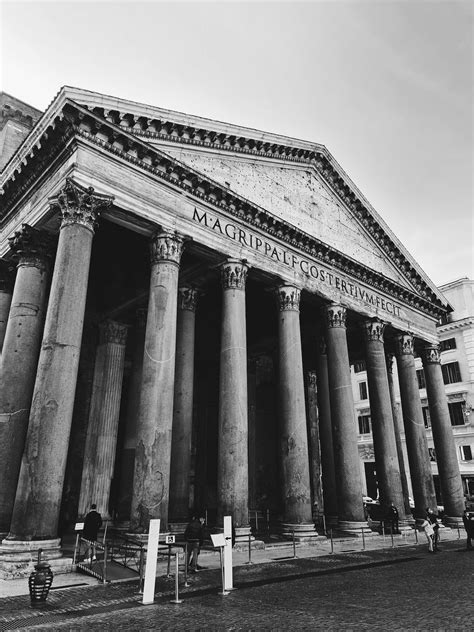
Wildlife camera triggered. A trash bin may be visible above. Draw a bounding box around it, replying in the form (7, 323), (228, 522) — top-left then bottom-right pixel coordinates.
(28, 556), (54, 604)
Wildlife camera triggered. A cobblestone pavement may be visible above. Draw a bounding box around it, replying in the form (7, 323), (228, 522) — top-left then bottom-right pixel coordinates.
(0, 540), (472, 630)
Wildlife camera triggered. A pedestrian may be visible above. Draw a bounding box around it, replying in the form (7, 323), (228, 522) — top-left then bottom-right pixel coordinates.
(426, 507), (440, 551)
(386, 501), (399, 534)
(420, 516), (434, 552)
(462, 508), (474, 550)
(83, 503), (102, 562)
(184, 513), (205, 572)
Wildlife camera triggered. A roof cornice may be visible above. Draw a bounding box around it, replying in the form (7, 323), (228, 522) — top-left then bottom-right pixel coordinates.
(0, 98), (447, 318)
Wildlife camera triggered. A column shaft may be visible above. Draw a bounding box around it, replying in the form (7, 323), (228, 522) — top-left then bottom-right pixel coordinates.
(0, 228), (52, 534)
(0, 260), (14, 354)
(306, 371), (323, 521)
(78, 321), (128, 519)
(277, 286), (313, 527)
(316, 340), (338, 522)
(217, 260), (249, 529)
(363, 321), (405, 517)
(395, 334), (437, 521)
(131, 231), (182, 531)
(8, 180), (112, 540)
(323, 304), (365, 526)
(422, 344), (465, 520)
(169, 288), (198, 522)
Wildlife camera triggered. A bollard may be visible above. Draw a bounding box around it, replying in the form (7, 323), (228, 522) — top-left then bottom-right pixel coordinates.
(361, 527), (365, 550)
(169, 552), (183, 604)
(390, 528), (394, 549)
(245, 534), (253, 565)
(382, 522), (386, 542)
(292, 531), (297, 559)
(415, 528), (418, 544)
(322, 514), (327, 537)
(138, 549), (145, 594)
(166, 544), (172, 578)
(255, 510), (259, 534)
(457, 526), (460, 540)
(217, 547), (229, 596)
(330, 528), (334, 554)
(103, 542), (108, 583)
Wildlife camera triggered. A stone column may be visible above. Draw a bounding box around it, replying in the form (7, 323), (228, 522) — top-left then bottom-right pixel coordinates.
(386, 353), (413, 519)
(169, 287), (199, 524)
(394, 333), (437, 521)
(277, 286), (314, 536)
(78, 320), (128, 520)
(0, 259), (15, 354)
(116, 308), (147, 520)
(422, 343), (465, 524)
(323, 303), (366, 530)
(0, 227), (53, 535)
(130, 231), (183, 531)
(6, 179), (113, 544)
(316, 338), (338, 526)
(362, 320), (406, 520)
(306, 371), (323, 523)
(217, 259), (250, 538)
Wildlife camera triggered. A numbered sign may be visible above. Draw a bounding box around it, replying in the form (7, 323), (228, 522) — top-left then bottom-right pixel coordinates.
(165, 535), (175, 544)
(75, 522), (84, 531)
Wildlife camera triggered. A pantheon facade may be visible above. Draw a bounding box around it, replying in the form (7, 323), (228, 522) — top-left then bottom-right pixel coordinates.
(0, 88), (466, 569)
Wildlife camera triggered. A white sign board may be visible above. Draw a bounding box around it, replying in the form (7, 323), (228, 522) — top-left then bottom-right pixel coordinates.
(142, 519), (160, 605)
(165, 535), (175, 544)
(211, 533), (226, 547)
(75, 522), (84, 531)
(223, 516), (233, 590)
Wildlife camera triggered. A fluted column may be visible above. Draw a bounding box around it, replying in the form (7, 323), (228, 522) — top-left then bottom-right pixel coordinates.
(422, 343), (465, 524)
(78, 320), (128, 520)
(117, 308), (147, 520)
(0, 228), (54, 535)
(6, 179), (113, 541)
(362, 320), (406, 520)
(306, 371), (323, 522)
(394, 333), (437, 521)
(277, 286), (314, 534)
(0, 259), (14, 354)
(169, 287), (199, 523)
(386, 353), (413, 519)
(130, 231), (183, 531)
(323, 303), (365, 529)
(217, 259), (249, 536)
(316, 338), (338, 525)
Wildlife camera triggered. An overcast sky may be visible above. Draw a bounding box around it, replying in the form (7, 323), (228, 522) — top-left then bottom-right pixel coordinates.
(1, 0), (472, 287)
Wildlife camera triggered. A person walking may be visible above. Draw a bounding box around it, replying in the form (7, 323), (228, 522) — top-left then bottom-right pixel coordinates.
(83, 503), (102, 562)
(184, 513), (205, 572)
(420, 515), (434, 552)
(462, 508), (474, 550)
(426, 507), (440, 551)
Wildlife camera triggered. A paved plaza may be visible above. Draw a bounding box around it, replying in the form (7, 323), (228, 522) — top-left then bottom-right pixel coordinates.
(0, 533), (472, 630)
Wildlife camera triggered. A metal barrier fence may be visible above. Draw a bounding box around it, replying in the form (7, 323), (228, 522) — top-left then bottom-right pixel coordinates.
(74, 536), (108, 582)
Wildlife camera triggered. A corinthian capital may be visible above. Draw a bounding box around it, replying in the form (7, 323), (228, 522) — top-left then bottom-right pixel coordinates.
(49, 178), (113, 233)
(150, 230), (184, 265)
(99, 320), (129, 345)
(276, 285), (301, 311)
(8, 224), (55, 272)
(422, 343), (441, 365)
(178, 286), (199, 312)
(323, 303), (347, 329)
(220, 259), (248, 290)
(362, 319), (386, 344)
(394, 333), (414, 357)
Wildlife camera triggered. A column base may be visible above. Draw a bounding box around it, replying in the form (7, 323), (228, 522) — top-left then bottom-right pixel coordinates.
(0, 538), (73, 579)
(325, 515), (339, 529)
(336, 520), (374, 536)
(280, 522), (324, 542)
(442, 515), (463, 529)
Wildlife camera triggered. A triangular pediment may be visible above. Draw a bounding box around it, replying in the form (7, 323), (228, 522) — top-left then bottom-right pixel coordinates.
(0, 86), (449, 314)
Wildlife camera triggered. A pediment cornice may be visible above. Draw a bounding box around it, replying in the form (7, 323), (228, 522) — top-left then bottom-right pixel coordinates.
(0, 97), (447, 319)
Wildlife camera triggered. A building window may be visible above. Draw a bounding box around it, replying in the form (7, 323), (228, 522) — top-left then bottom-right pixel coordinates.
(459, 445), (473, 461)
(354, 361), (366, 373)
(439, 338), (456, 352)
(358, 415), (371, 434)
(416, 369), (426, 389)
(448, 402), (465, 426)
(422, 406), (431, 428)
(359, 382), (368, 400)
(428, 448), (437, 462)
(442, 362), (462, 384)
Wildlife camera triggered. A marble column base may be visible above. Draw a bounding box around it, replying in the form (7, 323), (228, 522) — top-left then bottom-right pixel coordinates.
(0, 538), (73, 579)
(442, 515), (463, 529)
(280, 522), (324, 542)
(337, 520), (374, 536)
(324, 515), (339, 529)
